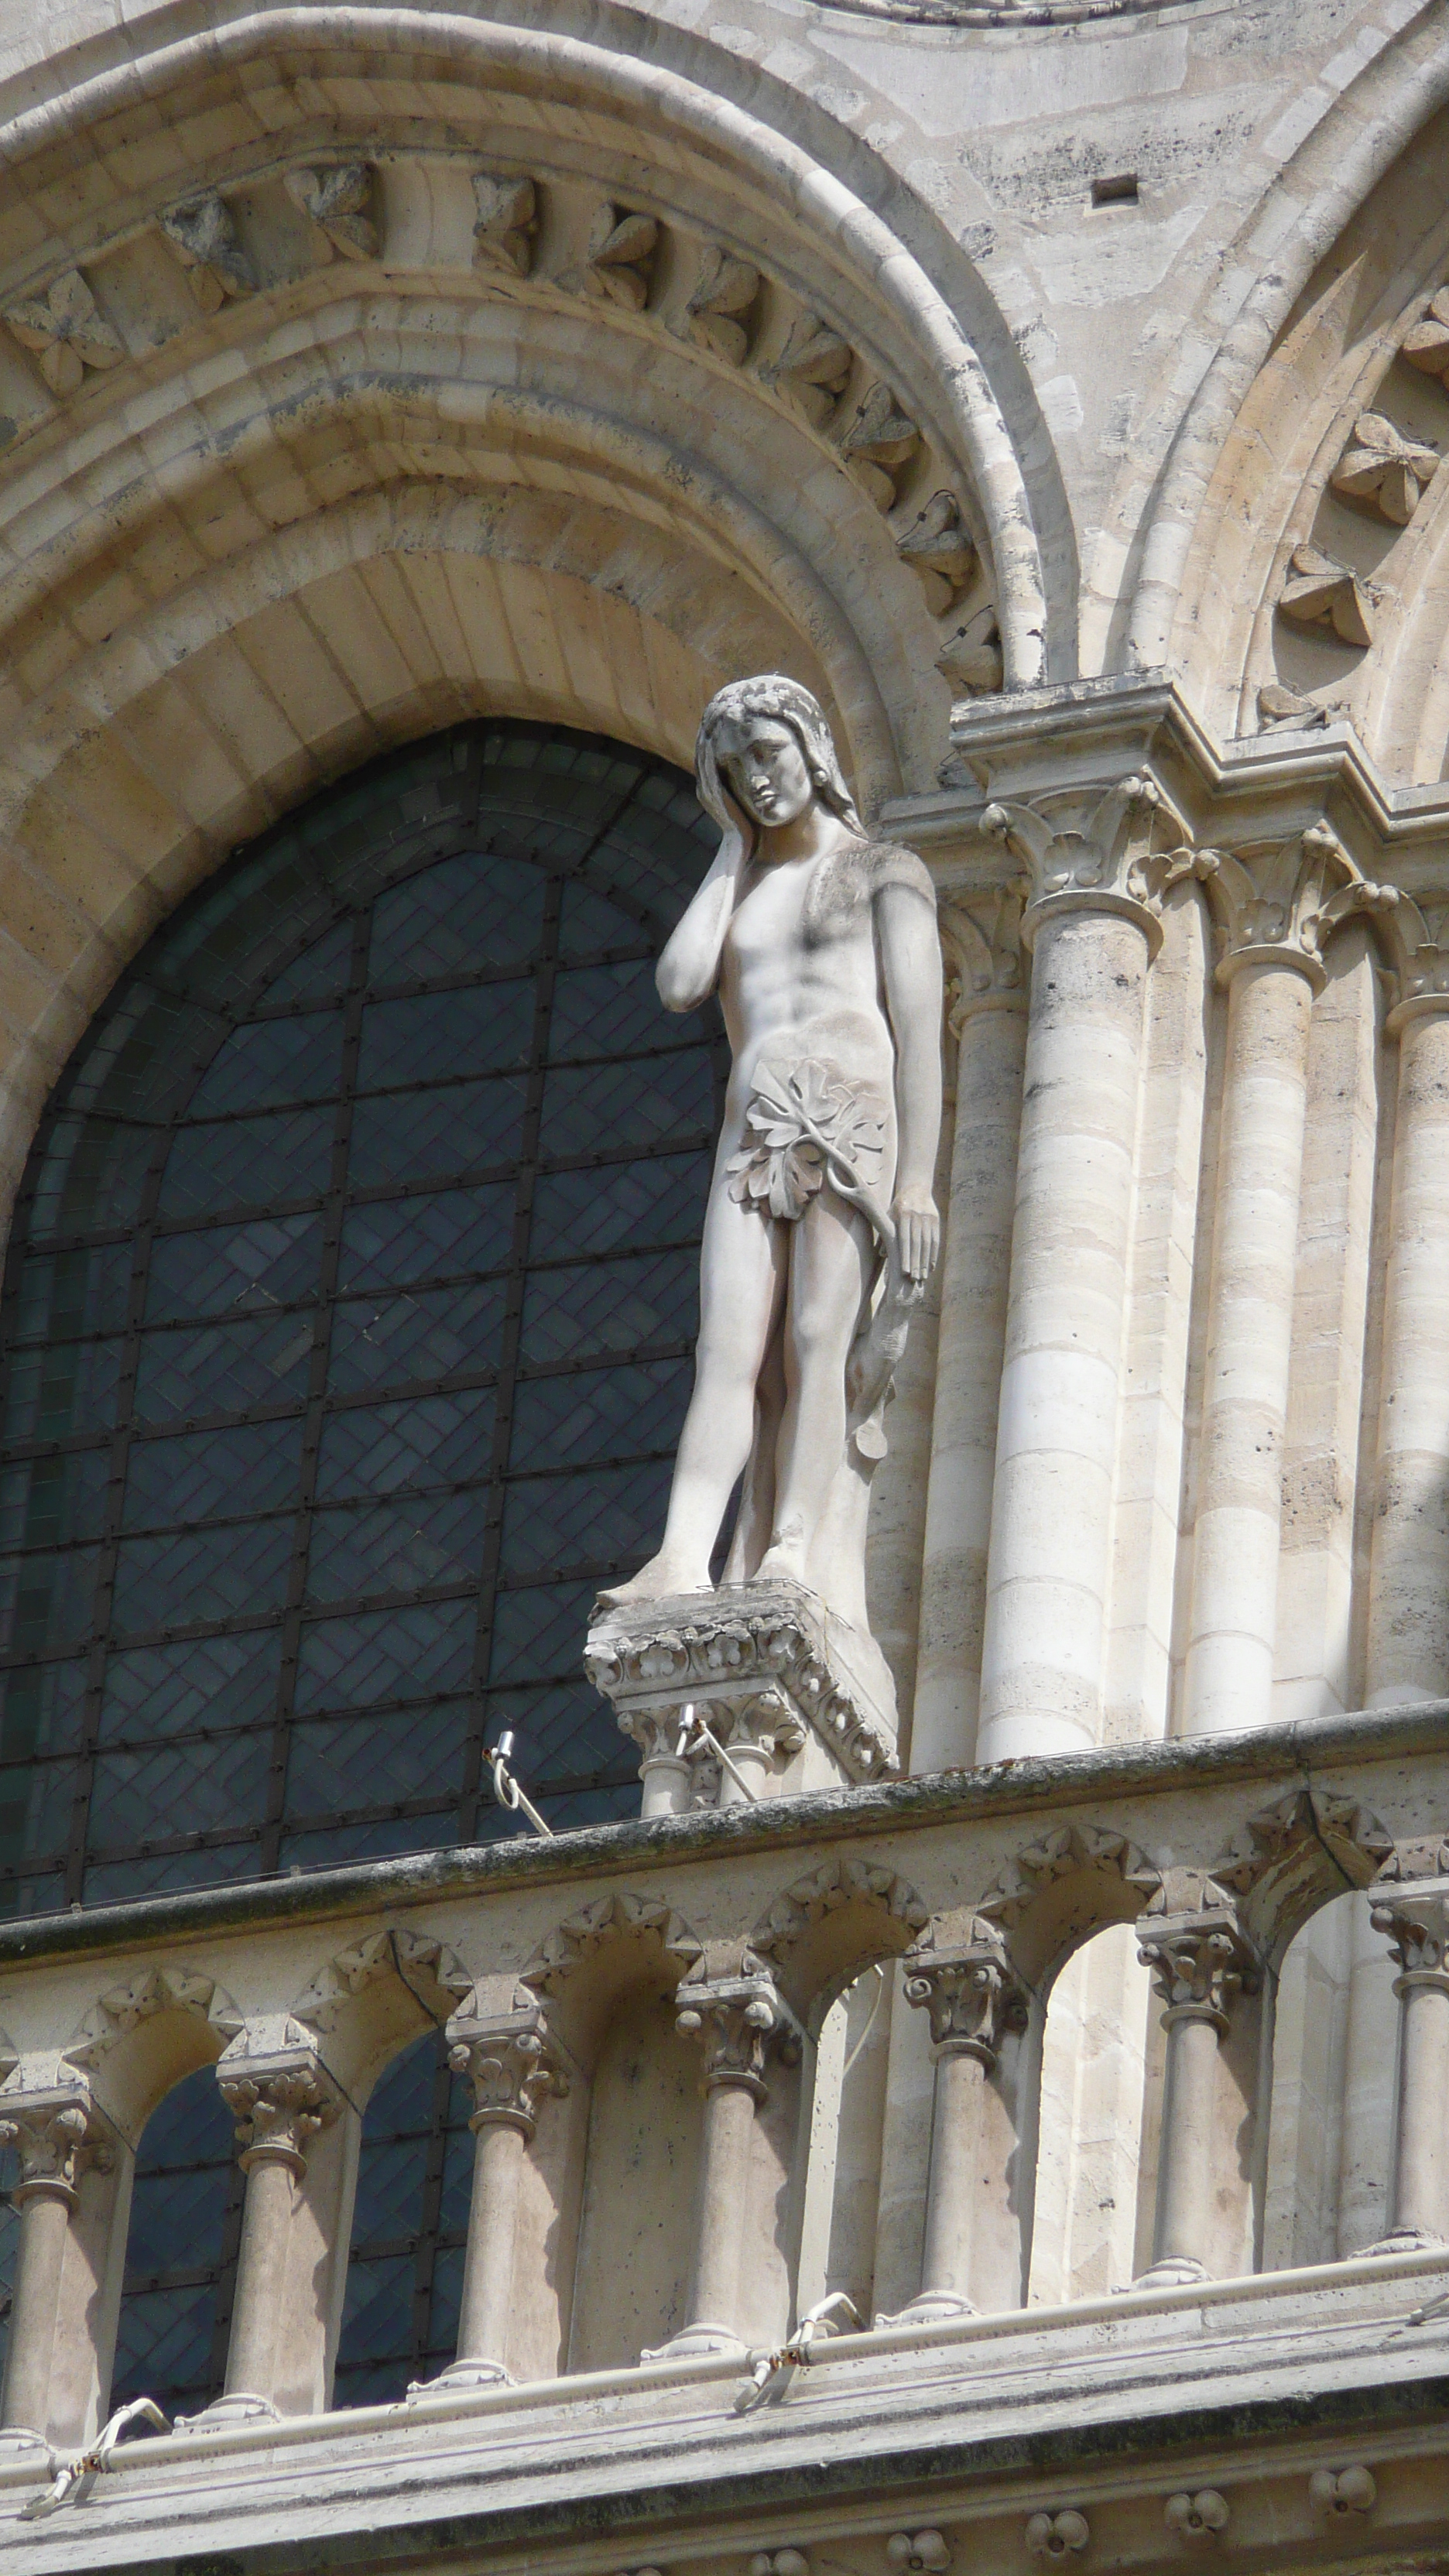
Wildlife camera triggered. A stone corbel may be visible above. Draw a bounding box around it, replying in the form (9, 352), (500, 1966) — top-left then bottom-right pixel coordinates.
(159, 194), (255, 310)
(1195, 824), (1397, 993)
(3, 270), (124, 396)
(284, 165), (379, 262)
(981, 772), (1197, 957)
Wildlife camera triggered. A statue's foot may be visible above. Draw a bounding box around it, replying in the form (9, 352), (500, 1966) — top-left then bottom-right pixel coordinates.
(595, 1552), (713, 1610)
(755, 1538), (808, 1584)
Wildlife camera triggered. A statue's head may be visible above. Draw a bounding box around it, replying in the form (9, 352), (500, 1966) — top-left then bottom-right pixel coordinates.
(695, 677), (862, 848)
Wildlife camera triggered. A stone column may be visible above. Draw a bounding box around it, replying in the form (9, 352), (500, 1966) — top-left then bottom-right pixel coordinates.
(434, 2006), (570, 2388)
(656, 1975), (798, 2359)
(887, 1939), (1029, 2322)
(914, 896), (1027, 1771)
(1181, 828), (1386, 1737)
(0, 2086), (115, 2448)
(212, 2046), (343, 2424)
(975, 829), (1162, 1762)
(1367, 1889), (1449, 2250)
(1365, 993), (1449, 1705)
(1136, 1906), (1259, 2285)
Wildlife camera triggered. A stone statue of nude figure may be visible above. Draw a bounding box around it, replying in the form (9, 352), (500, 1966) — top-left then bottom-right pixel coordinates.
(599, 675), (943, 1652)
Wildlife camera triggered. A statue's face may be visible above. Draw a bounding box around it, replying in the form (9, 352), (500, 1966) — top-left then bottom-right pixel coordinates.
(718, 718), (817, 831)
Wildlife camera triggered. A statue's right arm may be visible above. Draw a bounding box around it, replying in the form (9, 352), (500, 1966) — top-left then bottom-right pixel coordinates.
(655, 838), (743, 1012)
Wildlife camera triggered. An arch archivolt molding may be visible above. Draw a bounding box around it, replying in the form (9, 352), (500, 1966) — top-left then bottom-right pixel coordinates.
(65, 1963), (244, 2070)
(290, 1927), (473, 2036)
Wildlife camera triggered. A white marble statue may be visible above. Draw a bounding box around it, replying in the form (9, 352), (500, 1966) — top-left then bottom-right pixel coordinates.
(601, 676), (942, 1642)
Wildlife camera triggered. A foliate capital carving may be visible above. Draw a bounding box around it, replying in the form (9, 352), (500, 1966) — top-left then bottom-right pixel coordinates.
(981, 775), (1197, 958)
(1136, 1908), (1260, 2033)
(1373, 891), (1449, 1033)
(447, 2006), (570, 2137)
(940, 889), (1026, 1028)
(902, 1938), (1030, 2068)
(675, 1975), (800, 2101)
(218, 2047), (344, 2180)
(1197, 825), (1396, 992)
(1369, 1886), (1449, 1995)
(0, 2085), (115, 2208)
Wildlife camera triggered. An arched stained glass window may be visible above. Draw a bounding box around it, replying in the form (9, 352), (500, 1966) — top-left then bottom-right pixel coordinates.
(0, 723), (722, 1913)
(334, 2028), (474, 2406)
(110, 2066), (242, 2418)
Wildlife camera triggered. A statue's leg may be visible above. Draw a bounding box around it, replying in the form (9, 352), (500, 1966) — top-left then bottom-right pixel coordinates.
(597, 1187), (786, 1602)
(757, 1187), (875, 1584)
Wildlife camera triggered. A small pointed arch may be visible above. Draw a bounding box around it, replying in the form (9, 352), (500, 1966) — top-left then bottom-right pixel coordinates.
(1211, 1786), (1398, 1965)
(290, 1925), (473, 2102)
(66, 1963), (243, 2138)
(975, 1823), (1163, 1992)
(519, 1889), (704, 2068)
(751, 1855), (930, 2024)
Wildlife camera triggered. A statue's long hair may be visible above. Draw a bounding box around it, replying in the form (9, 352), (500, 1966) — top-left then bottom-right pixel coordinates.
(695, 677), (862, 859)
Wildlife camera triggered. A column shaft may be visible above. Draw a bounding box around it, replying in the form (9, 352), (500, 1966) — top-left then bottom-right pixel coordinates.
(455, 2119), (526, 2367)
(224, 2154), (297, 2401)
(1182, 960), (1314, 1736)
(1389, 1976), (1449, 2241)
(914, 999), (1026, 1770)
(1150, 2009), (1220, 2272)
(1, 2191), (70, 2435)
(685, 2079), (755, 2333)
(919, 2047), (986, 2304)
(1365, 1005), (1449, 1704)
(978, 908), (1150, 1763)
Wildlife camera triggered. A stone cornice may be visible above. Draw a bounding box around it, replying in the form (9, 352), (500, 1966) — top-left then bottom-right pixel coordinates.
(2, 1701), (1447, 1973)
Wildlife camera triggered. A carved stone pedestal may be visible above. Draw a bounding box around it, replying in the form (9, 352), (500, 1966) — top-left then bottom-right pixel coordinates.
(585, 1580), (900, 1812)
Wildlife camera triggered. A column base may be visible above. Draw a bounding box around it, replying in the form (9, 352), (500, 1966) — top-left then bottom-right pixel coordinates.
(640, 2321), (748, 2362)
(1358, 2225), (1446, 2258)
(0, 2427), (51, 2459)
(408, 2355), (513, 2395)
(1132, 2256), (1210, 2290)
(177, 2390), (281, 2432)
(874, 2290), (978, 2329)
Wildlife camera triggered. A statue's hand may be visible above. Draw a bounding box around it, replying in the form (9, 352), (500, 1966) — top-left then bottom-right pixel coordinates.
(892, 1185), (940, 1283)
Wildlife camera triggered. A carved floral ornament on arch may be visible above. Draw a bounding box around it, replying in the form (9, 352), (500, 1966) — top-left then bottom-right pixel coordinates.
(0, 138), (1008, 691)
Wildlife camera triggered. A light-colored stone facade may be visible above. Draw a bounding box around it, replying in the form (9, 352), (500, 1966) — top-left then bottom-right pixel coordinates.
(1, 0), (1448, 2567)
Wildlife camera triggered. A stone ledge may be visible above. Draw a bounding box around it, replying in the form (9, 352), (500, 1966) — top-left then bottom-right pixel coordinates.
(0, 1697), (1445, 1970)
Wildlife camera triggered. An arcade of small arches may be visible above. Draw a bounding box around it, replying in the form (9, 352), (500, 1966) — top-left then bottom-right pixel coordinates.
(0, 1743), (1444, 2440)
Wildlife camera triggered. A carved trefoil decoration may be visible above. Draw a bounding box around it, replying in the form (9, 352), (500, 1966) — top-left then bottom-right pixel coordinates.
(4, 270), (123, 394)
(285, 165), (379, 262)
(1402, 286), (1449, 383)
(838, 381), (921, 509)
(1277, 542), (1375, 646)
(159, 194), (255, 310)
(893, 491), (979, 614)
(687, 248), (761, 365)
(1331, 410), (1437, 524)
(473, 173), (537, 278)
(766, 311), (854, 425)
(581, 204), (658, 310)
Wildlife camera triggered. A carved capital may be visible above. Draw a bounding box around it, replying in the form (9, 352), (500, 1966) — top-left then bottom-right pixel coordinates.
(1199, 824), (1395, 992)
(675, 1975), (800, 2101)
(940, 890), (1026, 1027)
(447, 2006), (570, 2138)
(0, 2086), (115, 2209)
(902, 1940), (1030, 2070)
(1370, 1888), (1449, 1996)
(981, 775), (1197, 958)
(1136, 1907), (1259, 2033)
(218, 2050), (344, 2180)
